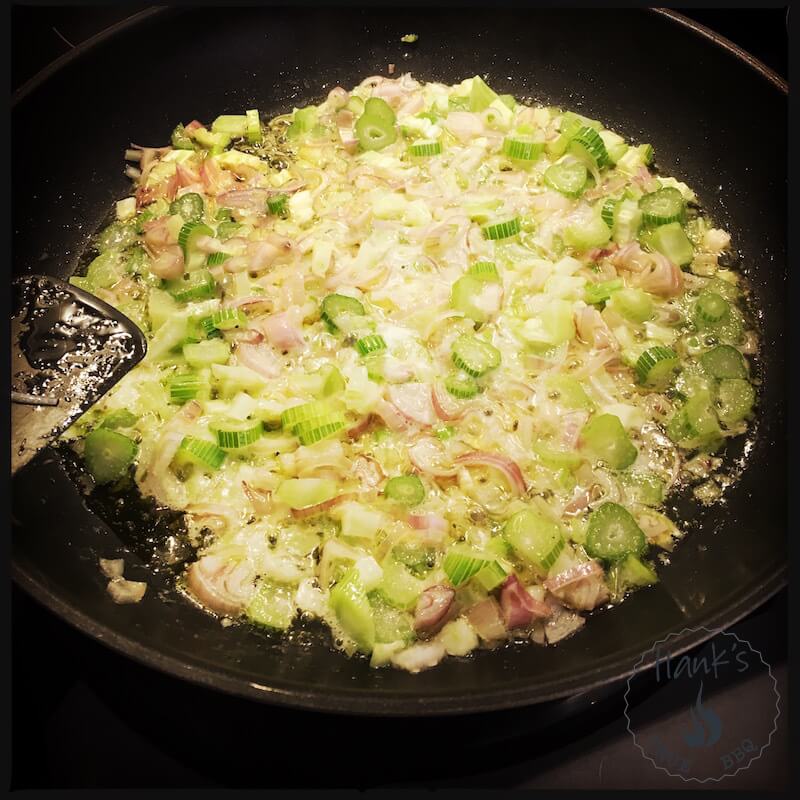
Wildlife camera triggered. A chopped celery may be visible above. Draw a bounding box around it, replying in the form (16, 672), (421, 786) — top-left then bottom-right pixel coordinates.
(379, 557), (425, 610)
(147, 288), (178, 331)
(715, 379), (755, 426)
(585, 502), (646, 561)
(183, 339), (231, 368)
(563, 214), (611, 251)
(504, 509), (565, 572)
(330, 570), (375, 652)
(642, 221), (694, 266)
(247, 581), (297, 630)
(579, 414), (638, 470)
(469, 75), (499, 111)
(83, 428), (137, 484)
(608, 288), (653, 323)
(276, 478), (337, 509)
(620, 471), (664, 507)
(450, 275), (500, 324)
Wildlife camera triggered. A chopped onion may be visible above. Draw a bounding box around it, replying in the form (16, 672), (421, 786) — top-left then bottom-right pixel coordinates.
(387, 383), (437, 426)
(466, 598), (507, 642)
(290, 492), (357, 520)
(236, 342), (282, 379)
(455, 451), (527, 496)
(186, 555), (255, 616)
(408, 437), (460, 477)
(107, 578), (147, 605)
(431, 382), (470, 421)
(99, 558), (125, 579)
(391, 640), (446, 673)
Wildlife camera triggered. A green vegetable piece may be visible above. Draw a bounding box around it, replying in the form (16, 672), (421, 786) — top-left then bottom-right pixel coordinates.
(408, 139), (443, 157)
(564, 214), (611, 251)
(716, 378), (755, 426)
(444, 370), (479, 399)
(355, 334), (387, 356)
(579, 414), (638, 470)
(168, 373), (207, 404)
(83, 428), (137, 484)
(247, 580), (297, 630)
(442, 546), (501, 588)
(321, 365), (346, 397)
(467, 261), (500, 282)
(694, 292), (730, 327)
(355, 99), (397, 151)
(639, 187), (685, 226)
(469, 75), (499, 112)
(568, 126), (610, 169)
(174, 436), (226, 470)
(544, 160), (589, 198)
(451, 335), (501, 377)
(620, 471), (664, 507)
(482, 217), (521, 240)
(165, 269), (216, 303)
(451, 275), (497, 324)
(585, 502), (646, 561)
(83, 251), (126, 290)
(608, 288), (653, 323)
(169, 192), (205, 223)
(380, 557), (425, 610)
(171, 124), (194, 150)
(608, 554), (658, 601)
(194, 128), (231, 154)
(666, 390), (723, 449)
(635, 346), (680, 389)
(330, 569), (375, 652)
(544, 375), (594, 410)
(96, 221), (139, 253)
(504, 509), (565, 572)
(276, 477), (337, 509)
(245, 109), (263, 144)
(100, 410), (139, 430)
(216, 220), (241, 241)
(321, 293), (366, 331)
(384, 475), (426, 506)
(642, 221), (694, 266)
(212, 419), (263, 449)
(585, 278), (624, 306)
(502, 135), (544, 162)
(267, 194), (289, 217)
(183, 339), (231, 368)
(700, 345), (747, 379)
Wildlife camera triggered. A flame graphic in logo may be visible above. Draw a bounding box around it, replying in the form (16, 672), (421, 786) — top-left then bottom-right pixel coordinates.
(682, 681), (723, 749)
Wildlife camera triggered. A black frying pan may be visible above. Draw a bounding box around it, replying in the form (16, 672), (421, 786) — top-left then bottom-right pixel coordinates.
(11, 7), (787, 715)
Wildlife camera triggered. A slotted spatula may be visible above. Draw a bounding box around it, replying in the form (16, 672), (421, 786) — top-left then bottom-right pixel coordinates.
(11, 275), (147, 474)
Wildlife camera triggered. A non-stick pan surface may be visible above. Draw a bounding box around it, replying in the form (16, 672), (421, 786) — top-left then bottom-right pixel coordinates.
(11, 7), (787, 715)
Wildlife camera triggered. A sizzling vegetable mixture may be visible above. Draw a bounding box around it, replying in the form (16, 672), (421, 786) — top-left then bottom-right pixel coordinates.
(66, 74), (759, 672)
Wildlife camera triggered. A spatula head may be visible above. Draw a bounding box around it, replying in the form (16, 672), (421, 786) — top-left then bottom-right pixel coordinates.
(11, 275), (147, 474)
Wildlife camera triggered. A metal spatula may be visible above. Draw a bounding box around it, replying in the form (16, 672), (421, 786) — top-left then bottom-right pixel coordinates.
(11, 275), (147, 474)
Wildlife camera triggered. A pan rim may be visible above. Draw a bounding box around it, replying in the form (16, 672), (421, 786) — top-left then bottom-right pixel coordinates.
(11, 6), (788, 715)
(12, 558), (787, 716)
(11, 6), (788, 108)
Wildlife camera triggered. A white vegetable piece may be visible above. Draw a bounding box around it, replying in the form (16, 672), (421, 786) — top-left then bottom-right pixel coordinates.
(115, 197), (137, 221)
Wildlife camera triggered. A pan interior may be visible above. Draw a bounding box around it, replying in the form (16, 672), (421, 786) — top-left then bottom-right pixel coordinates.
(11, 7), (786, 714)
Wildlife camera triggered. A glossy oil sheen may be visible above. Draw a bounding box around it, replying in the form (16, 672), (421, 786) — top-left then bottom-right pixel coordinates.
(11, 8), (786, 715)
